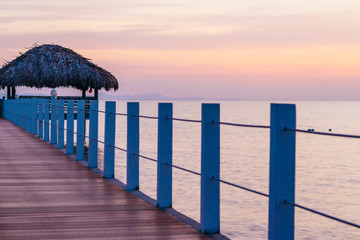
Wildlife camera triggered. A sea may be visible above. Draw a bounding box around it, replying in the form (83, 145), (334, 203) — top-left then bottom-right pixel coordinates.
(80, 100), (360, 240)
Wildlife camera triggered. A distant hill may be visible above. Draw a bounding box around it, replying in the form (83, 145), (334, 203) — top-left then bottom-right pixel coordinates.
(99, 93), (205, 100)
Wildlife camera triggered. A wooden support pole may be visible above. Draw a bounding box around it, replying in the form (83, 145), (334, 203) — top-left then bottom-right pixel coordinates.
(88, 100), (98, 168)
(11, 86), (15, 99)
(127, 102), (139, 191)
(94, 89), (98, 100)
(104, 101), (116, 178)
(76, 100), (85, 161)
(200, 103), (220, 234)
(66, 101), (75, 155)
(7, 87), (10, 99)
(268, 103), (296, 240)
(157, 103), (173, 208)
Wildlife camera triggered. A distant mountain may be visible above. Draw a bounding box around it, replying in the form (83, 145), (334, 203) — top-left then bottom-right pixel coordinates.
(99, 93), (205, 100)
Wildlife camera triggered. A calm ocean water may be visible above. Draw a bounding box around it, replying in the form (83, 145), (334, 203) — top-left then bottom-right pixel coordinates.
(84, 100), (359, 240)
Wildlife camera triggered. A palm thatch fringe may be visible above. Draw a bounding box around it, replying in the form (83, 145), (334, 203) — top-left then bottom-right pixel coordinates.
(0, 44), (118, 91)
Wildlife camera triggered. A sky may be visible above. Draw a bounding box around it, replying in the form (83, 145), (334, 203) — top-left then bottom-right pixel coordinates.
(0, 0), (360, 100)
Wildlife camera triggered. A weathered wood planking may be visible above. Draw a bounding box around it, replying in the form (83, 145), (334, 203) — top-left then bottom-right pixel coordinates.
(0, 118), (209, 240)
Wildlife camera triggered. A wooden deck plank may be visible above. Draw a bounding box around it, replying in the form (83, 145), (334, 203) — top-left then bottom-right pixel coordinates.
(0, 118), (209, 240)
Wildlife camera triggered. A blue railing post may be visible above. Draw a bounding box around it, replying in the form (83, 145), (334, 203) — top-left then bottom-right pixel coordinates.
(268, 103), (296, 240)
(200, 103), (220, 234)
(20, 100), (24, 128)
(58, 100), (65, 149)
(76, 100), (85, 161)
(66, 101), (75, 155)
(28, 99), (32, 132)
(51, 96), (57, 144)
(88, 100), (98, 168)
(38, 99), (44, 138)
(21, 100), (25, 129)
(104, 101), (116, 178)
(32, 98), (38, 135)
(44, 99), (50, 141)
(20, 100), (23, 128)
(25, 99), (31, 132)
(157, 103), (173, 208)
(127, 102), (139, 191)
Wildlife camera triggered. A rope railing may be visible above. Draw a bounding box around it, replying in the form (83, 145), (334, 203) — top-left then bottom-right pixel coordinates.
(284, 200), (360, 229)
(4, 99), (360, 238)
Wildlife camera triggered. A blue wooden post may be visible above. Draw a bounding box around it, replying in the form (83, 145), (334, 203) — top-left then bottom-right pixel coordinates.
(88, 100), (99, 168)
(157, 103), (173, 208)
(127, 102), (139, 191)
(38, 99), (44, 138)
(19, 100), (23, 128)
(200, 103), (220, 234)
(27, 99), (32, 132)
(57, 100), (65, 149)
(17, 100), (21, 128)
(25, 99), (30, 132)
(32, 99), (38, 135)
(268, 103), (296, 240)
(51, 96), (57, 144)
(44, 99), (50, 141)
(66, 101), (75, 155)
(104, 101), (116, 178)
(21, 100), (24, 128)
(76, 100), (85, 161)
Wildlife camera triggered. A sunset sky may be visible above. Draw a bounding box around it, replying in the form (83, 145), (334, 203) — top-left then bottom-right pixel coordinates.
(1, 0), (360, 99)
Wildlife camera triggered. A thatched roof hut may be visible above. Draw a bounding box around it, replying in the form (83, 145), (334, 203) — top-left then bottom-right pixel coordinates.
(0, 44), (118, 92)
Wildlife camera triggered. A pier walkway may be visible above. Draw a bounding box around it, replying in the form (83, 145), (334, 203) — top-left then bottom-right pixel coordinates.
(0, 118), (209, 240)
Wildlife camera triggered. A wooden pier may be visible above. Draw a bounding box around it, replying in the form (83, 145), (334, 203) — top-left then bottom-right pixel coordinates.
(0, 118), (209, 240)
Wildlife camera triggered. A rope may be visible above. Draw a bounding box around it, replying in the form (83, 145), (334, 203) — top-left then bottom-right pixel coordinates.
(284, 200), (360, 229)
(134, 153), (158, 163)
(113, 145), (127, 152)
(136, 115), (158, 120)
(214, 121), (270, 129)
(115, 112), (127, 116)
(168, 117), (201, 123)
(167, 163), (201, 176)
(212, 177), (269, 197)
(285, 128), (360, 139)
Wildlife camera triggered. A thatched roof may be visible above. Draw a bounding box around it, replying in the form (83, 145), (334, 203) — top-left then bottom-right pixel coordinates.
(0, 44), (118, 91)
